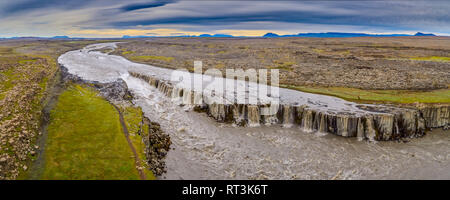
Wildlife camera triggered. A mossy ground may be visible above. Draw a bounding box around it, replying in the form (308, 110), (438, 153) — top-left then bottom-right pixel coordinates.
(283, 84), (450, 104)
(120, 105), (156, 180)
(41, 84), (154, 180)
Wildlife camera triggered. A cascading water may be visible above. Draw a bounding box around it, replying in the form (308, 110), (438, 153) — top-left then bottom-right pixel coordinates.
(57, 42), (450, 180)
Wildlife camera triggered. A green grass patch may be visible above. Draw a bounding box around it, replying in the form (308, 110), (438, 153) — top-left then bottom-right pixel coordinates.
(270, 60), (295, 71)
(410, 56), (450, 62)
(312, 48), (325, 54)
(18, 59), (38, 64)
(131, 55), (174, 62)
(42, 84), (144, 180)
(122, 51), (134, 55)
(282, 84), (450, 104)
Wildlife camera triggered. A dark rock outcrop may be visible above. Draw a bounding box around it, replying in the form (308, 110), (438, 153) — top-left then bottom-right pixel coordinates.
(140, 118), (171, 176)
(94, 79), (131, 103)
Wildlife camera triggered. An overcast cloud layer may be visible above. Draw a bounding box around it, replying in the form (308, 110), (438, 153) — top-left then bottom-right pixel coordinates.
(0, 0), (449, 37)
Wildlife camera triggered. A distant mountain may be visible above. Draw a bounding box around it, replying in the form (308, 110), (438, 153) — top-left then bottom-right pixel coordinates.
(122, 35), (155, 38)
(213, 34), (233, 37)
(296, 32), (375, 38)
(198, 34), (233, 37)
(414, 32), (436, 36)
(1, 32), (439, 40)
(198, 34), (212, 37)
(261, 32), (437, 38)
(7, 37), (36, 39)
(263, 32), (280, 38)
(0, 36), (83, 40)
(52, 36), (70, 39)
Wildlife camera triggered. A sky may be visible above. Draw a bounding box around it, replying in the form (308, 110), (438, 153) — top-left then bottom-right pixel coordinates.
(0, 0), (449, 38)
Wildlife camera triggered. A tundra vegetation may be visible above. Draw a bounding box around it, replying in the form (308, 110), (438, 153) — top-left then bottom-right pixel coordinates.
(114, 37), (450, 104)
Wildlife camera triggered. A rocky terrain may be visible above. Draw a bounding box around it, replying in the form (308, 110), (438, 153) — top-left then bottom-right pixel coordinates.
(0, 56), (56, 179)
(130, 72), (449, 141)
(141, 119), (171, 176)
(114, 37), (450, 90)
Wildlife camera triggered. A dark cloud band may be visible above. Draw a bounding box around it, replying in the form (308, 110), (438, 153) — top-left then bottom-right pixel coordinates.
(0, 0), (449, 36)
(120, 0), (176, 12)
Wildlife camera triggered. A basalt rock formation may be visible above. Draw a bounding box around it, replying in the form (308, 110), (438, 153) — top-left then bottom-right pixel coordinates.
(130, 71), (449, 141)
(60, 64), (171, 177)
(417, 104), (449, 128)
(140, 118), (171, 176)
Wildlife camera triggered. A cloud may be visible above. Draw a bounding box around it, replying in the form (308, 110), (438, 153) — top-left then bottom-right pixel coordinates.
(0, 0), (93, 16)
(120, 0), (176, 12)
(68, 28), (207, 37)
(0, 0), (449, 37)
(106, 1), (449, 29)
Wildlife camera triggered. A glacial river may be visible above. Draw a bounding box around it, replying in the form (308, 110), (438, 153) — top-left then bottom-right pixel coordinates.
(58, 43), (450, 179)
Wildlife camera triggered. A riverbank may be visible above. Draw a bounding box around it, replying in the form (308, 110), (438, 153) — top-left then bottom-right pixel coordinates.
(281, 84), (450, 104)
(57, 42), (449, 179)
(34, 83), (155, 179)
